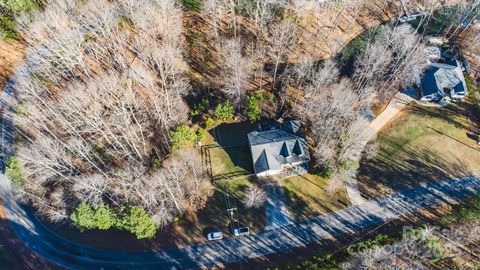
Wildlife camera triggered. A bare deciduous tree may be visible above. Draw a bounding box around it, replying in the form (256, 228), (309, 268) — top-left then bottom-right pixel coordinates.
(300, 79), (360, 166)
(222, 38), (254, 107)
(326, 171), (346, 198)
(353, 24), (428, 103)
(339, 116), (371, 162)
(13, 0), (205, 227)
(242, 185), (267, 208)
(268, 20), (297, 84)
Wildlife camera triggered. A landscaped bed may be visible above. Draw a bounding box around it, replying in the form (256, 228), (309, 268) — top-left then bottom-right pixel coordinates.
(281, 173), (351, 220)
(358, 102), (480, 199)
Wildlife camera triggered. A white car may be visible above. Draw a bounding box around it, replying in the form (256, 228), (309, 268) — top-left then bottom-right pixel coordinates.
(233, 227), (250, 236)
(207, 231), (223, 241)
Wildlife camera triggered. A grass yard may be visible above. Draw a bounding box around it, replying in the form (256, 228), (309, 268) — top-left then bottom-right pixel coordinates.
(282, 173), (351, 220)
(207, 145), (252, 179)
(358, 103), (480, 199)
(203, 121), (255, 180)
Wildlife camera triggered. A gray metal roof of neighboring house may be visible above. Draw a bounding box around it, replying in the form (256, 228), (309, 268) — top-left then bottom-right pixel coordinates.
(247, 120), (310, 175)
(421, 59), (466, 98)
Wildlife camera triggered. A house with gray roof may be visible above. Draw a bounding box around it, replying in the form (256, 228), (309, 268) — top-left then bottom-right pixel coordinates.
(420, 59), (467, 102)
(247, 120), (310, 177)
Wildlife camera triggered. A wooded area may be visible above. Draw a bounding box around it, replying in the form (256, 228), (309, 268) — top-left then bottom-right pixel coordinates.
(1, 0), (478, 240)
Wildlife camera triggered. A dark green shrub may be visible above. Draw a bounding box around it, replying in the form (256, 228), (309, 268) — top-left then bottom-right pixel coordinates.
(0, 0), (37, 15)
(190, 98), (210, 119)
(170, 125), (198, 150)
(5, 156), (25, 189)
(117, 206), (157, 239)
(93, 205), (117, 230)
(0, 13), (19, 40)
(70, 203), (96, 230)
(214, 100), (235, 122)
(71, 203), (157, 239)
(318, 160), (335, 179)
(71, 203), (118, 231)
(244, 91), (275, 123)
(179, 0), (202, 11)
(449, 195), (480, 222)
(245, 94), (262, 122)
(205, 117), (215, 128)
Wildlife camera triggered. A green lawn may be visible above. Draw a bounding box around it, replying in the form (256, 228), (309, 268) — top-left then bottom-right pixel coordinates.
(282, 173), (351, 220)
(208, 145), (252, 179)
(202, 122), (254, 180)
(358, 103), (480, 198)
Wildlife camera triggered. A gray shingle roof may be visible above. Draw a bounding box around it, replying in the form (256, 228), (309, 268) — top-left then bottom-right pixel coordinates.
(421, 60), (467, 98)
(247, 121), (310, 175)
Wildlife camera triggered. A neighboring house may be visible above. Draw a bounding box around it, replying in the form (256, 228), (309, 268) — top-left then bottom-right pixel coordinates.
(247, 120), (310, 177)
(420, 59), (467, 102)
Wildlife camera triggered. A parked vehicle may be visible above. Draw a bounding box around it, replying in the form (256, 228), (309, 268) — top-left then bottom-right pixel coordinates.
(233, 227), (250, 236)
(207, 231), (223, 241)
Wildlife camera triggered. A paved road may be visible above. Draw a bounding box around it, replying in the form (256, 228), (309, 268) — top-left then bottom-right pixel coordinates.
(0, 60), (16, 172)
(2, 173), (480, 269)
(2, 65), (480, 270)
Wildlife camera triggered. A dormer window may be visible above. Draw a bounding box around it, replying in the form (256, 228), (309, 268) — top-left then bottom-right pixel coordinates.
(280, 141), (290, 158)
(293, 140), (303, 156)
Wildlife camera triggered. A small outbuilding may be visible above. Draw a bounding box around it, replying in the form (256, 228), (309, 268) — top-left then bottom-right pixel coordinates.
(247, 120), (310, 177)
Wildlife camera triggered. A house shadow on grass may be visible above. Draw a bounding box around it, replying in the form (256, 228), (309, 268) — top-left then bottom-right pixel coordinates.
(209, 121), (257, 175)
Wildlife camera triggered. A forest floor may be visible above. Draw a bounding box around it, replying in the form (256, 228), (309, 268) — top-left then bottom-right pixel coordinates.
(357, 101), (480, 199)
(0, 39), (24, 92)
